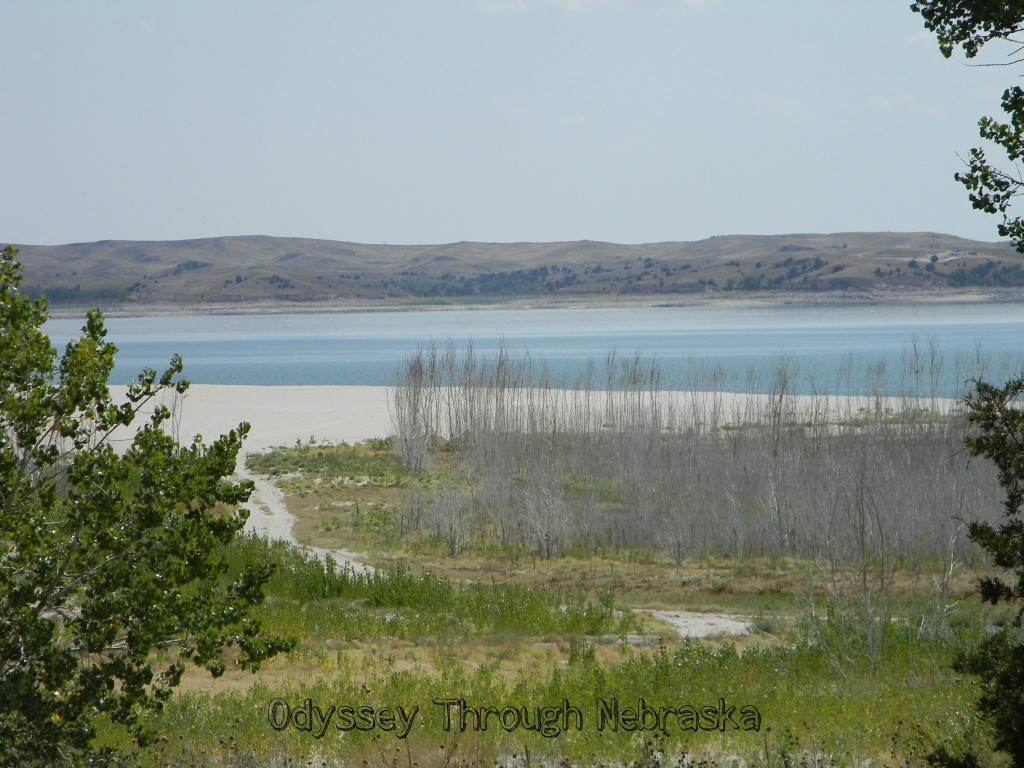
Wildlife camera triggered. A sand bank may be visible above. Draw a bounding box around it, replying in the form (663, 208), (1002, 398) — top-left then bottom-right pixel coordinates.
(110, 384), (397, 456)
(52, 286), (1024, 320)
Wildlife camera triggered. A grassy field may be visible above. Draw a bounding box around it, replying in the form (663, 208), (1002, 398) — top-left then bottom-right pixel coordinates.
(106, 532), (999, 768)
(97, 420), (1014, 767)
(120, 563), (1004, 767)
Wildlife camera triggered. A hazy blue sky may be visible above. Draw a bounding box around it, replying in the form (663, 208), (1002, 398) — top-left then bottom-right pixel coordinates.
(1, 1), (1017, 246)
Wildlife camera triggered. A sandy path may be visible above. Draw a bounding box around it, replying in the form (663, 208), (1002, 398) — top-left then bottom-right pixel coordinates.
(645, 610), (751, 639)
(235, 465), (375, 575)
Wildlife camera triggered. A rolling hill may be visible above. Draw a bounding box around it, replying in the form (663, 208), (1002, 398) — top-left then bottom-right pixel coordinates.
(7, 232), (1023, 310)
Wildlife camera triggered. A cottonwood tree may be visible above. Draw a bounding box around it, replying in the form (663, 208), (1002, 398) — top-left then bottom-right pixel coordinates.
(912, 0), (1024, 250)
(0, 245), (291, 766)
(957, 378), (1024, 766)
(913, 3), (1024, 763)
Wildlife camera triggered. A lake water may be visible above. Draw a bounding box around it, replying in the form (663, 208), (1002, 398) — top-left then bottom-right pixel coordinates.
(44, 302), (1024, 396)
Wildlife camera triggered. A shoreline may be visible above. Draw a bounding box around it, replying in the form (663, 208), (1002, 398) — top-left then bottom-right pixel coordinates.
(48, 286), (1024, 319)
(109, 384), (962, 459)
(107, 384), (389, 573)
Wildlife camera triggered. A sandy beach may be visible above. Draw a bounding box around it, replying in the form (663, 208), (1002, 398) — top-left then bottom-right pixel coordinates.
(110, 384), (397, 456)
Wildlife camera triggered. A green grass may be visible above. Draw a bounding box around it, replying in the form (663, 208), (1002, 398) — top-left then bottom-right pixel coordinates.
(85, 438), (1013, 767)
(226, 534), (640, 641)
(85, 534), (1004, 767)
(124, 615), (989, 768)
(246, 438), (428, 486)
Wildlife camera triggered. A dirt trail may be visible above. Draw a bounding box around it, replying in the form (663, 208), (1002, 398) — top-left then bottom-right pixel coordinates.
(643, 610), (751, 639)
(237, 463), (375, 575)
(239, 463), (756, 638)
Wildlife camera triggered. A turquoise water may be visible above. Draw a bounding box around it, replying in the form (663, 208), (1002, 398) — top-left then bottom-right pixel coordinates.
(44, 303), (1024, 396)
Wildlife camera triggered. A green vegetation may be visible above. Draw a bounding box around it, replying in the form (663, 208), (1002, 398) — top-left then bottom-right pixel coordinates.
(193, 342), (1021, 765)
(247, 436), (419, 487)
(912, 6), (1024, 762)
(226, 535), (638, 641)
(0, 246), (290, 766)
(24, 283), (133, 303)
(946, 260), (1024, 287)
(7, 233), (1023, 764)
(913, 0), (1024, 253)
(6, 373), (1011, 766)
(94, 534), (996, 767)
(954, 378), (1024, 765)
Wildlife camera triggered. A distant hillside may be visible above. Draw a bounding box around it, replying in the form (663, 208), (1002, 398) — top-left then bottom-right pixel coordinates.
(7, 232), (1023, 309)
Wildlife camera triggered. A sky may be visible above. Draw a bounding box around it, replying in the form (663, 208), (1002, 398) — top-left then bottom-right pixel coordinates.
(0, 1), (1018, 247)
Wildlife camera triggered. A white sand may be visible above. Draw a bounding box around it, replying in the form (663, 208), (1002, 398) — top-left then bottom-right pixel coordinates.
(645, 610), (751, 639)
(108, 384), (397, 455)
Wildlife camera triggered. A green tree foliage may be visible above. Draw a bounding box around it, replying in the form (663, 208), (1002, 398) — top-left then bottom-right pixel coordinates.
(911, 5), (1024, 757)
(959, 377), (1024, 766)
(912, 1), (1024, 250)
(0, 245), (291, 765)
